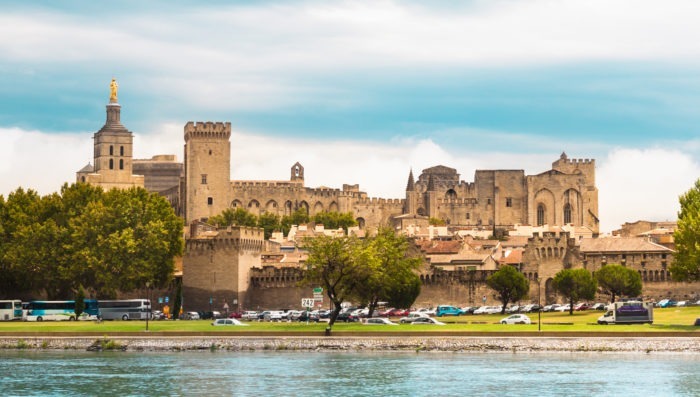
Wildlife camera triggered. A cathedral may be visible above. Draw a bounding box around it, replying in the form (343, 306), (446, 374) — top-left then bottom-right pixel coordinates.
(76, 82), (599, 235)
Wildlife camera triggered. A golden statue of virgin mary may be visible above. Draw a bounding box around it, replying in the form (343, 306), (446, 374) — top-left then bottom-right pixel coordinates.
(109, 78), (119, 102)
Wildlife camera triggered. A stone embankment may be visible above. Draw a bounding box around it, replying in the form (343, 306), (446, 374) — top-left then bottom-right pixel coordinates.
(1, 336), (699, 353)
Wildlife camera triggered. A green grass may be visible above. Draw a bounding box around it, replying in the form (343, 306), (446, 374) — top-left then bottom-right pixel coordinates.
(0, 307), (698, 333)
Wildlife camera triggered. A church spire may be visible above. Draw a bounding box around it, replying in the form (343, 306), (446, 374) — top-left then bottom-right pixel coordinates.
(427, 173), (436, 192)
(406, 169), (415, 191)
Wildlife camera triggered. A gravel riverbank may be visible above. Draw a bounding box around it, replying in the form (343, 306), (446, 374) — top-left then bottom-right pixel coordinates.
(1, 335), (698, 353)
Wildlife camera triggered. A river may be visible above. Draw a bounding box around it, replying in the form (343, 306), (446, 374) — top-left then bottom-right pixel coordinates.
(1, 350), (699, 396)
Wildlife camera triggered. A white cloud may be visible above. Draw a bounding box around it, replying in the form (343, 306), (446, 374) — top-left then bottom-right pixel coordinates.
(3, 126), (691, 235)
(597, 148), (699, 233)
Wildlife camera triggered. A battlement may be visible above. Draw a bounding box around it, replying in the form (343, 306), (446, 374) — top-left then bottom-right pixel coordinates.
(354, 197), (405, 206)
(184, 121), (231, 141)
(436, 198), (478, 206)
(560, 158), (594, 165)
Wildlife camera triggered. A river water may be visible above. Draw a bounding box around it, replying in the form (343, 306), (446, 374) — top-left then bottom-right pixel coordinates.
(1, 350), (699, 396)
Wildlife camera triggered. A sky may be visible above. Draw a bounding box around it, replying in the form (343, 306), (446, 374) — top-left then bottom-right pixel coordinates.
(2, 0), (700, 233)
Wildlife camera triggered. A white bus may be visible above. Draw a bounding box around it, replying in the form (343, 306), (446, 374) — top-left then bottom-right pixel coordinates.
(0, 300), (23, 321)
(98, 299), (151, 320)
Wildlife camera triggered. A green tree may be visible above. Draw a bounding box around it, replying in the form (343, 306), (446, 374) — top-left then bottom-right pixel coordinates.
(257, 212), (281, 239)
(595, 264), (642, 303)
(486, 265), (529, 314)
(313, 211), (357, 231)
(74, 285), (86, 319)
(172, 279), (183, 320)
(351, 227), (422, 317)
(281, 208), (310, 235)
(299, 235), (362, 329)
(208, 208), (258, 228)
(429, 217), (446, 226)
(552, 268), (597, 315)
(671, 179), (700, 281)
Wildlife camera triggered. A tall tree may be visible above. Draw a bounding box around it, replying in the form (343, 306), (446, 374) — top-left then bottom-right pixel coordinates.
(281, 208), (310, 235)
(671, 179), (700, 281)
(299, 235), (362, 329)
(595, 264), (642, 303)
(74, 285), (86, 319)
(313, 211), (357, 231)
(487, 265), (529, 314)
(552, 268), (597, 315)
(351, 227), (422, 317)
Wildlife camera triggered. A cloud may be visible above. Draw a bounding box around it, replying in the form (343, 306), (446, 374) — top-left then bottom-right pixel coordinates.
(597, 148), (699, 233)
(2, 126), (691, 234)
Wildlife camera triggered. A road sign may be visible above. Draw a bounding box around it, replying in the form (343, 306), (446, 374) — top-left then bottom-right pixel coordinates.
(165, 297), (169, 303)
(301, 298), (315, 308)
(158, 297), (163, 304)
(313, 287), (323, 294)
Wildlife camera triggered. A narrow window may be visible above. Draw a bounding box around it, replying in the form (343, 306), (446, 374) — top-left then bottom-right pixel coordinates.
(466, 213), (470, 220)
(120, 146), (124, 156)
(506, 198), (512, 207)
(537, 204), (545, 226)
(109, 159), (114, 170)
(207, 197), (213, 205)
(487, 198), (491, 205)
(563, 203), (572, 224)
(109, 145), (114, 155)
(201, 174), (207, 184)
(119, 159), (124, 170)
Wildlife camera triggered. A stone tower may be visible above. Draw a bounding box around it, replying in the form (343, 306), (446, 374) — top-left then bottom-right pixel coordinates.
(290, 162), (304, 183)
(184, 121), (232, 223)
(404, 169), (417, 214)
(76, 80), (144, 190)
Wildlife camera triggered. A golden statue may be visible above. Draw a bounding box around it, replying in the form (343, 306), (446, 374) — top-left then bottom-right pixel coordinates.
(109, 78), (119, 102)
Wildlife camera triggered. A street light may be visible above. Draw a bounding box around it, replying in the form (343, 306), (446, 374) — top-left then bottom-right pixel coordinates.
(145, 281), (151, 332)
(537, 277), (542, 332)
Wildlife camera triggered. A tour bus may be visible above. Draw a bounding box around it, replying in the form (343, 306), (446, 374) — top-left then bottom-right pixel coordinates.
(0, 300), (23, 321)
(98, 299), (151, 321)
(25, 300), (100, 321)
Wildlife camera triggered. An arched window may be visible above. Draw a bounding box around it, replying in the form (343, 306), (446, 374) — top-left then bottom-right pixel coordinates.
(295, 166), (300, 177)
(563, 203), (572, 224)
(120, 146), (124, 156)
(109, 145), (113, 156)
(537, 204), (545, 226)
(109, 159), (114, 170)
(445, 189), (457, 200)
(119, 159), (124, 170)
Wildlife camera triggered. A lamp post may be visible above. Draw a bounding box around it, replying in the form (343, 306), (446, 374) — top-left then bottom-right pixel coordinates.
(145, 281), (151, 332)
(537, 277), (542, 332)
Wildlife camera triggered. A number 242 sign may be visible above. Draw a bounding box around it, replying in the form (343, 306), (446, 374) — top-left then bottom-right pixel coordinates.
(301, 298), (315, 308)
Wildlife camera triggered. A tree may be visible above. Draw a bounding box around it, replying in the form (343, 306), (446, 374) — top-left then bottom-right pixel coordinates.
(257, 212), (281, 239)
(313, 211), (357, 231)
(172, 278), (183, 320)
(595, 264), (642, 303)
(281, 208), (310, 235)
(351, 227), (422, 317)
(208, 208), (257, 228)
(671, 179), (700, 281)
(486, 265), (529, 314)
(429, 217), (446, 226)
(74, 285), (86, 319)
(299, 235), (362, 329)
(552, 268), (597, 315)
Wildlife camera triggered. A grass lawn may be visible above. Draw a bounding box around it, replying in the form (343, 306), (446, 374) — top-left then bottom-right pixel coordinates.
(0, 307), (698, 334)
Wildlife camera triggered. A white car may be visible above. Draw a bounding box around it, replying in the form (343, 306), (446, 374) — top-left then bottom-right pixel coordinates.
(399, 313), (430, 323)
(241, 311), (259, 320)
(473, 306), (502, 315)
(410, 317), (445, 325)
(261, 310), (285, 321)
(185, 311), (200, 320)
(364, 318), (397, 325)
(212, 318), (248, 326)
(554, 304), (571, 312)
(500, 314), (531, 324)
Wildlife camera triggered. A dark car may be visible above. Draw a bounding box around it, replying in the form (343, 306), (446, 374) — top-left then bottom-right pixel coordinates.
(200, 311), (222, 320)
(336, 312), (359, 322)
(297, 311), (319, 322)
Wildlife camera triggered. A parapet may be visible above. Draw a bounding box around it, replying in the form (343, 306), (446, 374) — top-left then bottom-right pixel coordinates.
(184, 121), (231, 141)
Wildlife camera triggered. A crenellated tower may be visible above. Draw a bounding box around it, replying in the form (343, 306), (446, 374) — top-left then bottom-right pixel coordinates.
(184, 121), (232, 224)
(404, 169), (418, 214)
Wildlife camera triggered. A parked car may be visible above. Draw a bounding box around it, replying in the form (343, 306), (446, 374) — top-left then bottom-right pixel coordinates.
(460, 306), (476, 315)
(656, 299), (678, 308)
(184, 311), (200, 320)
(574, 303), (590, 311)
(336, 312), (359, 322)
(554, 304), (571, 312)
(410, 317), (445, 325)
(590, 303), (607, 311)
(240, 311), (259, 320)
(296, 311), (319, 322)
(212, 318), (248, 326)
(151, 310), (167, 320)
(436, 305), (462, 317)
(473, 306), (502, 315)
(521, 304), (542, 313)
(263, 311), (286, 321)
(543, 304), (561, 312)
(399, 313), (430, 324)
(500, 314), (531, 324)
(228, 311), (242, 319)
(364, 317), (398, 325)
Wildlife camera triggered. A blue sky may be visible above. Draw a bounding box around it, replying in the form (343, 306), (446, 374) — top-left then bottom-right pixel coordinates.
(2, 0), (700, 233)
